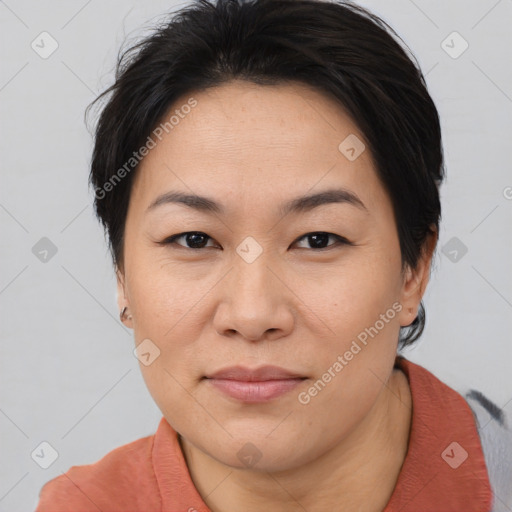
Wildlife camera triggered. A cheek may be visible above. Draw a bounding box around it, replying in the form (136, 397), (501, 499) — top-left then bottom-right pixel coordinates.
(297, 261), (402, 424)
(126, 274), (203, 400)
(127, 255), (206, 333)
(317, 254), (401, 341)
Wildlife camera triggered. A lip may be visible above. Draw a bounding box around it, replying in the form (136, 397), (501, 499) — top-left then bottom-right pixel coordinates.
(206, 365), (305, 381)
(204, 365), (307, 403)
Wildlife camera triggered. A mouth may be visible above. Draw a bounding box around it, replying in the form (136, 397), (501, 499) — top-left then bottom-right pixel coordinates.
(203, 365), (307, 403)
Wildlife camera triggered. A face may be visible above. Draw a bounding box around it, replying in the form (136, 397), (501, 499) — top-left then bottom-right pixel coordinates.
(118, 80), (430, 471)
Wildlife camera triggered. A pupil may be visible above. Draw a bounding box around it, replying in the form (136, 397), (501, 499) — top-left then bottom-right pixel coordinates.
(310, 233), (328, 248)
(187, 233), (207, 248)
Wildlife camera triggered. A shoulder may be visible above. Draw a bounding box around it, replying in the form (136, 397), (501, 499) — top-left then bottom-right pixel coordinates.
(36, 433), (161, 512)
(463, 388), (512, 512)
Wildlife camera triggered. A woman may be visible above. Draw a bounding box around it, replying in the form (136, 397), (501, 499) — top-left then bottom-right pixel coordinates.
(36, 0), (511, 510)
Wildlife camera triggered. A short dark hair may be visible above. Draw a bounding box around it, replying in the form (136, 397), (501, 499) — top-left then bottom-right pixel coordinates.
(87, 0), (444, 348)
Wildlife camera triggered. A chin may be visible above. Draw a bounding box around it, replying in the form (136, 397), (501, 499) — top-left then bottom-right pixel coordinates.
(195, 428), (318, 473)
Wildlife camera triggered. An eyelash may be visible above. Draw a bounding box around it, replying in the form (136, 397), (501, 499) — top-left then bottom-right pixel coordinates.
(159, 231), (353, 251)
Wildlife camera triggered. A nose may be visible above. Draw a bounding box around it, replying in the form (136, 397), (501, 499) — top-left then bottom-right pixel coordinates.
(213, 256), (295, 343)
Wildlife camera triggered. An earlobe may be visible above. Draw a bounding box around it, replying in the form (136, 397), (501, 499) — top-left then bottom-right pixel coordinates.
(116, 269), (133, 327)
(120, 306), (133, 323)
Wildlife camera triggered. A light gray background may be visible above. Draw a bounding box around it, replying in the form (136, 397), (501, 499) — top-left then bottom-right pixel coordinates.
(1, 1), (511, 510)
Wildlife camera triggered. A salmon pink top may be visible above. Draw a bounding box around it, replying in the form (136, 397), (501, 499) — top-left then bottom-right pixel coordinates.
(36, 356), (492, 511)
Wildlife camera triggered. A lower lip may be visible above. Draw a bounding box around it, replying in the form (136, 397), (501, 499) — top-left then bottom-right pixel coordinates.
(207, 378), (305, 402)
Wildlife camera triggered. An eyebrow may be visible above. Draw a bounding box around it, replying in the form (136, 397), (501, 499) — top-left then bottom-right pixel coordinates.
(146, 188), (368, 216)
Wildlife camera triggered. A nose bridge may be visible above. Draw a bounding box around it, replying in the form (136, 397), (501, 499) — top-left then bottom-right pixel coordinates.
(232, 249), (278, 311)
(232, 232), (275, 292)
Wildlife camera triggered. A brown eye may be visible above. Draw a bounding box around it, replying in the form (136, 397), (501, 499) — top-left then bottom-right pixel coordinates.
(161, 232), (217, 249)
(293, 232), (351, 250)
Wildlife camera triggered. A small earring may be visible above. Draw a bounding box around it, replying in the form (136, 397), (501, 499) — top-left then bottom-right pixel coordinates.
(120, 306), (132, 322)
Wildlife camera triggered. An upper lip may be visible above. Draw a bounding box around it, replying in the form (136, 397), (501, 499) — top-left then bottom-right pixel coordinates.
(205, 365), (305, 381)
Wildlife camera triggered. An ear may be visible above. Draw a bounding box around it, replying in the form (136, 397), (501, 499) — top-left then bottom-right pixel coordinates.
(116, 267), (133, 328)
(397, 227), (438, 327)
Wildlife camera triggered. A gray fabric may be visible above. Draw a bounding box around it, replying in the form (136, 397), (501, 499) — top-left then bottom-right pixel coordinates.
(464, 390), (512, 512)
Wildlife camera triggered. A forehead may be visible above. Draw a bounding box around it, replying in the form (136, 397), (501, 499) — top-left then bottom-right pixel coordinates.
(130, 80), (385, 213)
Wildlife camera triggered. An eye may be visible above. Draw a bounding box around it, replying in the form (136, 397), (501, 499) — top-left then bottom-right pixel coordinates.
(159, 231), (352, 251)
(293, 232), (351, 250)
(160, 231), (219, 250)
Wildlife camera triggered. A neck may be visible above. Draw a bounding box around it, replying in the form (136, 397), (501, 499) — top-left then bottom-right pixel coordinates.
(180, 368), (412, 512)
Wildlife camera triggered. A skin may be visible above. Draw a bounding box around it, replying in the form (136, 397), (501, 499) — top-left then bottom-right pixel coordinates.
(117, 80), (436, 512)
